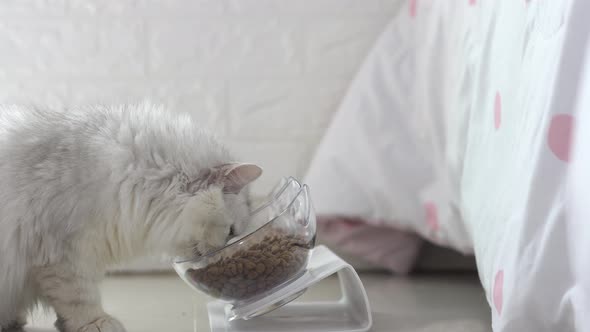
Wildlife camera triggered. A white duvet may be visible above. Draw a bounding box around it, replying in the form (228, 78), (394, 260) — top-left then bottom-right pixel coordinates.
(305, 0), (588, 330)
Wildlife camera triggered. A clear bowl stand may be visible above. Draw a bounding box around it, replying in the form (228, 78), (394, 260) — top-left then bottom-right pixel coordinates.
(206, 245), (373, 332)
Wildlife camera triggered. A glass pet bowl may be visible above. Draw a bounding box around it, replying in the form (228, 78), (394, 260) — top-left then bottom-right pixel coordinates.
(173, 177), (317, 319)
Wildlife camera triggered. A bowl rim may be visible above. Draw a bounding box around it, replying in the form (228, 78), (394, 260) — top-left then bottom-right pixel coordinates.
(250, 176), (301, 216)
(174, 178), (311, 264)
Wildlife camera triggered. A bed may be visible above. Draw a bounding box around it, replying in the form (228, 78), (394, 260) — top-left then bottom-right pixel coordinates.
(304, 0), (589, 330)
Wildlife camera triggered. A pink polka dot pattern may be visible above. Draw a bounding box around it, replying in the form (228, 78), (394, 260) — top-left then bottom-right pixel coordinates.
(424, 202), (439, 232)
(409, 0), (417, 17)
(494, 92), (502, 130)
(547, 114), (573, 162)
(494, 270), (504, 315)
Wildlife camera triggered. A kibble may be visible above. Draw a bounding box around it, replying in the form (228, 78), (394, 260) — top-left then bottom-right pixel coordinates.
(186, 234), (310, 301)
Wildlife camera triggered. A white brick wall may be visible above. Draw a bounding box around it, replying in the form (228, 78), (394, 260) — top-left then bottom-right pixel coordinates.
(0, 0), (403, 270)
(0, 1), (404, 197)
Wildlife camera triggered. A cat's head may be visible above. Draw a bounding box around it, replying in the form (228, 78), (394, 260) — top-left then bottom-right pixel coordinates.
(173, 163), (263, 258)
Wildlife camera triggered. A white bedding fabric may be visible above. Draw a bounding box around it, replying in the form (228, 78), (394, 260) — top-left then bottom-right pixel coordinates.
(305, 0), (588, 330)
(568, 25), (590, 330)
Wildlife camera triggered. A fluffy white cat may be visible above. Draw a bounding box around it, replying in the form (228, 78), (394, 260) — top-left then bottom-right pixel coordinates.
(0, 103), (262, 332)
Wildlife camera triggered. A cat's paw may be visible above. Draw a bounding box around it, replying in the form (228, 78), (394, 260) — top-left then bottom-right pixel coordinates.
(197, 224), (231, 254)
(77, 316), (126, 332)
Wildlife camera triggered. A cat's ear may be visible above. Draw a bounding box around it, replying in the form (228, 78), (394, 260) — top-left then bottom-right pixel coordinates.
(220, 163), (263, 194)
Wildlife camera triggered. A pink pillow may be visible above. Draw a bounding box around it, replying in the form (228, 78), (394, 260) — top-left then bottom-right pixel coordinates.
(317, 216), (423, 274)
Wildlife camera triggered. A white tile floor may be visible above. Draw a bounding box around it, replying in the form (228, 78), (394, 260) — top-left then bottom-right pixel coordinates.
(26, 272), (491, 332)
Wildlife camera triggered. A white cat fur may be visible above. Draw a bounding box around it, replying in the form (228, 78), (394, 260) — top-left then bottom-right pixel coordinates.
(0, 103), (261, 332)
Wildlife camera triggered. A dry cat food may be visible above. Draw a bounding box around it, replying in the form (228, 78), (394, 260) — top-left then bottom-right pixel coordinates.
(186, 233), (311, 300)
